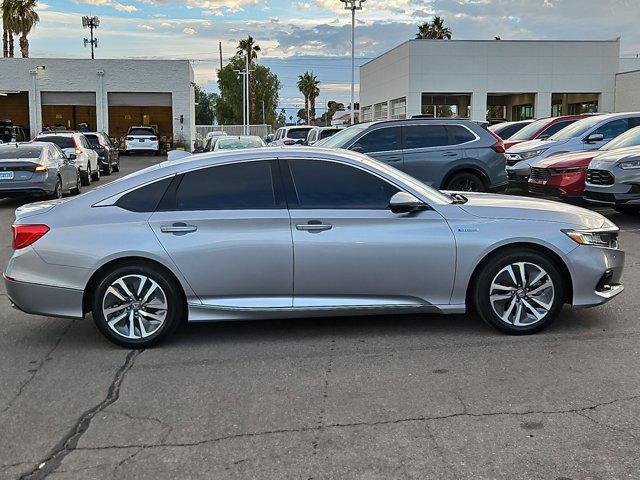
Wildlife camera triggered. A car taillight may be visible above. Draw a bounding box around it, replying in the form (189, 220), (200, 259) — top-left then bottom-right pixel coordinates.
(72, 137), (82, 155)
(283, 140), (295, 145)
(487, 129), (506, 153)
(35, 165), (48, 172)
(126, 136), (134, 141)
(12, 224), (49, 249)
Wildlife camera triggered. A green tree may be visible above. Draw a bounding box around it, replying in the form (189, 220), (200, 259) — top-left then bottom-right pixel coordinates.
(194, 84), (217, 125)
(297, 108), (307, 124)
(276, 108), (286, 126)
(317, 100), (344, 126)
(416, 16), (452, 40)
(2, 0), (18, 57)
(237, 35), (261, 124)
(297, 71), (320, 125)
(216, 54), (280, 126)
(13, 0), (38, 58)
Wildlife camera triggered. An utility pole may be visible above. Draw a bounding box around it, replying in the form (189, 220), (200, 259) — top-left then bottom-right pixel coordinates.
(82, 16), (100, 59)
(219, 42), (223, 70)
(262, 99), (265, 124)
(340, 0), (365, 125)
(245, 53), (250, 135)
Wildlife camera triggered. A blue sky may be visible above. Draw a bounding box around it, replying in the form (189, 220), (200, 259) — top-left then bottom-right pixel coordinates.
(28, 0), (640, 119)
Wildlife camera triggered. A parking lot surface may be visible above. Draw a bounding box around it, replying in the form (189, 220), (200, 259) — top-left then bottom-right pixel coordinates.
(1, 156), (640, 479)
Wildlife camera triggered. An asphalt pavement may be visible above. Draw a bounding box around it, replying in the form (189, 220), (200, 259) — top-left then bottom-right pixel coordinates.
(1, 156), (640, 479)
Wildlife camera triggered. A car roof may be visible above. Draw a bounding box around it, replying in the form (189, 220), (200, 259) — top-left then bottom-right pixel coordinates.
(367, 118), (480, 127)
(0, 141), (47, 148)
(37, 132), (79, 137)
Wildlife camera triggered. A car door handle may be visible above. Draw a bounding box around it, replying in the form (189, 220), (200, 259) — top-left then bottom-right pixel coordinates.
(386, 156), (402, 162)
(160, 223), (198, 234)
(443, 152), (458, 157)
(296, 223), (332, 232)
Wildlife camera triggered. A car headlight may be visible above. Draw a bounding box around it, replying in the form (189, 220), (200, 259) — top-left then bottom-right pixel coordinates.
(550, 166), (586, 174)
(617, 158), (640, 169)
(563, 227), (619, 249)
(515, 148), (547, 160)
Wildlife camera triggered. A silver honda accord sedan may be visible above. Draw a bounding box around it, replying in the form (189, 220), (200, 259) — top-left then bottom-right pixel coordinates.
(4, 147), (625, 347)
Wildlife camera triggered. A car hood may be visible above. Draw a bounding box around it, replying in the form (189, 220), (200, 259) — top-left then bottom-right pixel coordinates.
(507, 138), (566, 153)
(535, 149), (599, 168)
(591, 145), (640, 163)
(457, 192), (608, 229)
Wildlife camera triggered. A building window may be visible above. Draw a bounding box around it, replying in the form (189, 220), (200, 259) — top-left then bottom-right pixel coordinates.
(361, 105), (373, 123)
(421, 94), (470, 118)
(373, 102), (388, 121)
(511, 104), (534, 121)
(568, 101), (598, 115)
(389, 97), (406, 119)
(552, 93), (600, 117)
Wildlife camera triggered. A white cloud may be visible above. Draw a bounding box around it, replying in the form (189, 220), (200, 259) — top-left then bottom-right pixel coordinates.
(73, 0), (138, 12)
(138, 24), (155, 30)
(183, 27), (197, 34)
(35, 2), (50, 9)
(203, 9), (224, 15)
(114, 3), (138, 11)
(296, 2), (311, 8)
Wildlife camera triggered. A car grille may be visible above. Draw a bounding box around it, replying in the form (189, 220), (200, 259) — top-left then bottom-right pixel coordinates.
(586, 169), (614, 185)
(585, 191), (617, 203)
(530, 167), (550, 181)
(529, 184), (557, 196)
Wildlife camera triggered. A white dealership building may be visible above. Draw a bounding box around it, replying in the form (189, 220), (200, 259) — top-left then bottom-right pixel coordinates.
(0, 58), (195, 148)
(359, 39), (640, 123)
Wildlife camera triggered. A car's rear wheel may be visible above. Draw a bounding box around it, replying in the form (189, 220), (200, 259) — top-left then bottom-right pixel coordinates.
(613, 205), (640, 214)
(91, 162), (101, 181)
(444, 172), (486, 192)
(70, 170), (82, 195)
(92, 263), (183, 348)
(473, 249), (565, 334)
(103, 160), (112, 176)
(81, 165), (91, 186)
(48, 176), (62, 200)
(113, 160), (120, 172)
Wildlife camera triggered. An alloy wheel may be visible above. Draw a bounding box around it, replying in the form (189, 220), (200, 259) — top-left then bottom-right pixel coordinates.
(489, 262), (554, 326)
(102, 274), (168, 340)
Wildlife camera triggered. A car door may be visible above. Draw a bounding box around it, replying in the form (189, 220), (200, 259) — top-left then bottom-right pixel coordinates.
(282, 158), (456, 308)
(148, 159), (293, 308)
(348, 126), (403, 168)
(52, 145), (76, 189)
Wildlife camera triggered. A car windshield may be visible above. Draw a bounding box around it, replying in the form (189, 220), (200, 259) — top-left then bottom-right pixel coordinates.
(548, 115), (605, 141)
(287, 128), (312, 139)
(316, 124), (369, 148)
(0, 146), (42, 160)
(600, 126), (640, 151)
(129, 128), (155, 136)
(216, 137), (264, 150)
(37, 136), (74, 149)
(506, 118), (552, 141)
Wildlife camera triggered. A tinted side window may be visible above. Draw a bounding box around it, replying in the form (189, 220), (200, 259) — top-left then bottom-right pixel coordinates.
(539, 120), (573, 137)
(403, 125), (449, 149)
(351, 127), (400, 153)
(629, 117), (640, 128)
(287, 159), (400, 209)
(116, 177), (173, 213)
(447, 125), (476, 144)
(173, 161), (279, 210)
(594, 119), (629, 139)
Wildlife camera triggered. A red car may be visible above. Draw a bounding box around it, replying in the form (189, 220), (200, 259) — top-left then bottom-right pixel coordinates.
(528, 125), (640, 198)
(504, 114), (595, 151)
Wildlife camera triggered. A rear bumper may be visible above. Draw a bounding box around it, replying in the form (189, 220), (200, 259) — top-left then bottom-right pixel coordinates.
(125, 141), (159, 152)
(4, 275), (84, 319)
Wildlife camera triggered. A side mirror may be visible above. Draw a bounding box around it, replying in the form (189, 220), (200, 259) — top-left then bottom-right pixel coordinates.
(351, 145), (364, 153)
(538, 134), (550, 140)
(584, 133), (604, 143)
(388, 191), (427, 214)
(68, 153), (77, 160)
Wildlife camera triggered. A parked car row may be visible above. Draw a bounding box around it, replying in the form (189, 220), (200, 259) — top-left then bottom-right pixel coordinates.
(0, 130), (120, 200)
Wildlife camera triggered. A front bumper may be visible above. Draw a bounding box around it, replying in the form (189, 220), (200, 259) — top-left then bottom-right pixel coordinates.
(4, 275), (84, 319)
(529, 171), (587, 198)
(567, 245), (625, 307)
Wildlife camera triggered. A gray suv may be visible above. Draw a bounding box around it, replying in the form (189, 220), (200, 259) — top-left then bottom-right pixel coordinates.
(318, 119), (508, 192)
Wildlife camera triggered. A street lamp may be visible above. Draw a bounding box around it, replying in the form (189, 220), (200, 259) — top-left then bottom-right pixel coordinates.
(82, 16), (100, 59)
(340, 0), (365, 125)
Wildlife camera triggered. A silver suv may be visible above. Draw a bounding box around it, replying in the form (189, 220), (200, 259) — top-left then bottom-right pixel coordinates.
(317, 119), (508, 192)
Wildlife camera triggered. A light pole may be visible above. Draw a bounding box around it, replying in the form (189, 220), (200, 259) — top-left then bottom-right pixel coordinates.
(234, 69), (248, 134)
(340, 0), (364, 125)
(82, 16), (100, 59)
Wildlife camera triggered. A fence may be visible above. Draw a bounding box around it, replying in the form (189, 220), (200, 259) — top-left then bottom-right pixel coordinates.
(195, 124), (273, 141)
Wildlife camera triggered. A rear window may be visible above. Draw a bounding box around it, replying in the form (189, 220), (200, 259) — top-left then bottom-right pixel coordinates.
(115, 177), (173, 213)
(85, 134), (100, 146)
(37, 136), (74, 149)
(287, 128), (312, 140)
(0, 146), (43, 159)
(216, 137), (264, 150)
(128, 128), (156, 136)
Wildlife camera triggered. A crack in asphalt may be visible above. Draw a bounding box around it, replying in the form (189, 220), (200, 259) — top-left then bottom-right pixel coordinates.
(311, 337), (335, 454)
(18, 349), (143, 480)
(69, 392), (640, 454)
(1, 320), (75, 414)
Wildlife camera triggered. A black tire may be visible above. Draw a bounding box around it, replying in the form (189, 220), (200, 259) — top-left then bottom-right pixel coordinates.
(444, 172), (486, 192)
(91, 162), (101, 181)
(102, 161), (112, 176)
(70, 170), (82, 195)
(473, 248), (565, 335)
(92, 262), (183, 348)
(113, 161), (120, 172)
(613, 205), (640, 214)
(48, 176), (62, 200)
(81, 165), (91, 186)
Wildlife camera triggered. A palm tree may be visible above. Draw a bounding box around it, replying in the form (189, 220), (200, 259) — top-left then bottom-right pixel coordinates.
(296, 73), (310, 125)
(2, 0), (18, 57)
(306, 73), (320, 125)
(237, 36), (261, 124)
(416, 16), (452, 40)
(14, 0), (38, 58)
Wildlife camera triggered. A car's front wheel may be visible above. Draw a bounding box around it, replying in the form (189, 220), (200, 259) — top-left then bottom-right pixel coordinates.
(473, 249), (565, 334)
(92, 263), (183, 348)
(81, 165), (91, 186)
(444, 172), (486, 192)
